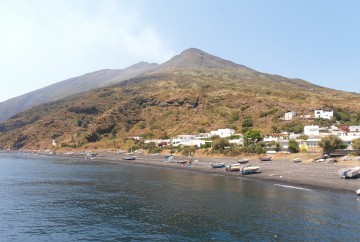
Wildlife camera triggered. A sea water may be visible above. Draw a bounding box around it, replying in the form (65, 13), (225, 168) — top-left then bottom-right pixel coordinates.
(0, 152), (359, 241)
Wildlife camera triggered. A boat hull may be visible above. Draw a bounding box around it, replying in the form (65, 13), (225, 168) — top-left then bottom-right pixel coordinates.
(226, 164), (241, 171)
(260, 157), (272, 161)
(292, 158), (302, 163)
(241, 166), (260, 175)
(122, 156), (136, 160)
(211, 163), (225, 169)
(237, 159), (249, 164)
(338, 167), (360, 178)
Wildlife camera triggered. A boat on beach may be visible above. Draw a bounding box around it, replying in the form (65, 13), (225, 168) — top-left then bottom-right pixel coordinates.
(240, 166), (260, 175)
(211, 162), (226, 169)
(178, 160), (188, 165)
(338, 166), (360, 179)
(226, 163), (241, 171)
(259, 156), (272, 161)
(291, 157), (302, 163)
(237, 159), (249, 164)
(122, 156), (137, 160)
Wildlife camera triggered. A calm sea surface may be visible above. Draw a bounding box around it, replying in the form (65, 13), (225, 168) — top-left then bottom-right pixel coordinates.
(0, 152), (359, 241)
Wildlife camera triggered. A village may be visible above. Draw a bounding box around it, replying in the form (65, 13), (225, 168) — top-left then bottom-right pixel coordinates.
(130, 109), (360, 154)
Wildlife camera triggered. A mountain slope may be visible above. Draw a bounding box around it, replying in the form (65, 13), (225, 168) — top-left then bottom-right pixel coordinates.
(160, 48), (245, 69)
(0, 62), (158, 123)
(1, 48), (359, 150)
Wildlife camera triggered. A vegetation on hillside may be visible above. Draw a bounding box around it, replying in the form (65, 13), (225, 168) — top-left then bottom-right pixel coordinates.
(1, 48), (360, 151)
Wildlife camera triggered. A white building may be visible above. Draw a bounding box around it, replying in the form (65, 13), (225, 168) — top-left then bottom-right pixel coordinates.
(304, 138), (321, 147)
(195, 133), (211, 139)
(144, 139), (171, 145)
(210, 128), (235, 138)
(171, 134), (211, 147)
(171, 135), (196, 146)
(284, 111), (296, 121)
(339, 136), (360, 148)
(349, 126), (360, 132)
(229, 138), (243, 145)
(314, 110), (333, 120)
(304, 125), (320, 136)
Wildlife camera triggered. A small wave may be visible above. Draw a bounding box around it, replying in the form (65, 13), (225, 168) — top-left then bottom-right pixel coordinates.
(274, 184), (313, 191)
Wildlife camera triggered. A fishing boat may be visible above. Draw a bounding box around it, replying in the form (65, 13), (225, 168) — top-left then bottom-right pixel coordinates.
(338, 166), (360, 179)
(260, 156), (272, 161)
(240, 166), (260, 175)
(291, 157), (302, 163)
(211, 162), (226, 169)
(237, 159), (249, 164)
(356, 189), (360, 196)
(178, 160), (188, 164)
(226, 163), (241, 171)
(122, 156), (137, 160)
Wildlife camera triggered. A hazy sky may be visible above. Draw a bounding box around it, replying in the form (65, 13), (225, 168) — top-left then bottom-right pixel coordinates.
(1, 0), (359, 102)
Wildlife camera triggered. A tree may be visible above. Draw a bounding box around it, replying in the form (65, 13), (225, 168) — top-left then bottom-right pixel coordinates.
(351, 138), (360, 154)
(318, 135), (347, 154)
(288, 139), (299, 153)
(244, 129), (261, 146)
(212, 138), (230, 150)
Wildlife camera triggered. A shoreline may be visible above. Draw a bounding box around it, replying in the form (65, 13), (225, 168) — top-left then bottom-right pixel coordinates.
(2, 150), (360, 194)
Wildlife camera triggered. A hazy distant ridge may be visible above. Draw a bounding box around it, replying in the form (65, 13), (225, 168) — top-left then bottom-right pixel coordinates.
(0, 62), (158, 122)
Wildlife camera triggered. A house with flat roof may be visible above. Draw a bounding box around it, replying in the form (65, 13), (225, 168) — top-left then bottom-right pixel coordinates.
(314, 110), (333, 120)
(284, 111), (296, 121)
(349, 126), (360, 132)
(210, 128), (235, 138)
(304, 125), (320, 136)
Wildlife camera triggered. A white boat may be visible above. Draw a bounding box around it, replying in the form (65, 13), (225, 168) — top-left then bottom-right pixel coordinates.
(122, 156), (137, 160)
(259, 156), (272, 161)
(356, 189), (360, 196)
(240, 166), (260, 175)
(237, 159), (249, 164)
(338, 166), (360, 179)
(226, 163), (241, 171)
(291, 157), (302, 163)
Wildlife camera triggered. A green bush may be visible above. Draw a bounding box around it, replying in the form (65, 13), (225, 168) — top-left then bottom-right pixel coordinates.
(212, 138), (230, 150)
(319, 135), (347, 154)
(288, 139), (299, 153)
(243, 129), (261, 146)
(351, 138), (360, 154)
(281, 121), (304, 134)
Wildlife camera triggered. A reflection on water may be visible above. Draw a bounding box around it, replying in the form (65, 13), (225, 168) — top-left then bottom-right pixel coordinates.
(0, 153), (359, 241)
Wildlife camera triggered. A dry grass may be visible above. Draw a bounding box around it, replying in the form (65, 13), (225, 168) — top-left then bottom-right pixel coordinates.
(1, 67), (360, 150)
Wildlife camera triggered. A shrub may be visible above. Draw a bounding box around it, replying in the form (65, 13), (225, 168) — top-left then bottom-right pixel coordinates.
(351, 138), (360, 154)
(288, 139), (299, 153)
(243, 129), (261, 146)
(297, 134), (309, 140)
(281, 121), (304, 134)
(242, 118), (253, 128)
(85, 132), (100, 142)
(229, 112), (240, 123)
(319, 135), (347, 154)
(212, 138), (230, 150)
